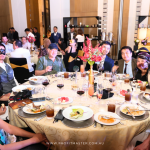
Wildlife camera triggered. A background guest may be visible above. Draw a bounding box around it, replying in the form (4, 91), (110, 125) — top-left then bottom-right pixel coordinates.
(38, 38), (51, 58)
(76, 28), (85, 50)
(58, 38), (66, 55)
(11, 27), (19, 40)
(35, 43), (66, 76)
(112, 46), (137, 78)
(7, 28), (13, 41)
(67, 26), (76, 41)
(24, 28), (35, 50)
(85, 41), (114, 72)
(10, 40), (34, 75)
(50, 26), (61, 44)
(0, 44), (16, 94)
(33, 27), (40, 48)
(135, 52), (150, 81)
(30, 28), (33, 33)
(22, 36), (28, 49)
(1, 35), (14, 53)
(65, 39), (78, 72)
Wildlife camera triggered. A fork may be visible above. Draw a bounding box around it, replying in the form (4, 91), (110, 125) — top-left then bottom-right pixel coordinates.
(137, 103), (148, 110)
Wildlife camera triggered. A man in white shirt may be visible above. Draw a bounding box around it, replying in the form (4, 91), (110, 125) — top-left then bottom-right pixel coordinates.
(1, 35), (14, 54)
(21, 36), (28, 49)
(24, 28), (35, 49)
(10, 40), (34, 73)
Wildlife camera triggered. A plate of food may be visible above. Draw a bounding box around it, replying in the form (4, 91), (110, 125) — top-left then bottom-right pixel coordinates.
(29, 76), (47, 83)
(94, 111), (120, 125)
(143, 92), (150, 101)
(55, 97), (73, 104)
(22, 102), (46, 114)
(135, 80), (148, 87)
(12, 85), (35, 93)
(119, 90), (127, 97)
(62, 106), (93, 122)
(120, 104), (145, 117)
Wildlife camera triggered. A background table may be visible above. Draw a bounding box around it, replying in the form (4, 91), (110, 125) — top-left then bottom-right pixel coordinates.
(9, 75), (150, 150)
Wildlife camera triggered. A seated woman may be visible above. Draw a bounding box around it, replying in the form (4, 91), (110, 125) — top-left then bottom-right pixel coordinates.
(135, 52), (150, 81)
(75, 28), (85, 50)
(64, 39), (78, 72)
(38, 38), (51, 58)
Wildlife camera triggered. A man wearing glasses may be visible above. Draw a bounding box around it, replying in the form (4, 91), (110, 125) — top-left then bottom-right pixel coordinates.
(112, 46), (137, 78)
(0, 44), (16, 94)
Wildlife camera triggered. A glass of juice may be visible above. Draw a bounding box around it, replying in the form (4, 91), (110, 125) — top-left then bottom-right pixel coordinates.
(140, 82), (146, 92)
(46, 105), (54, 119)
(80, 65), (85, 73)
(108, 102), (116, 113)
(125, 89), (131, 102)
(64, 72), (69, 78)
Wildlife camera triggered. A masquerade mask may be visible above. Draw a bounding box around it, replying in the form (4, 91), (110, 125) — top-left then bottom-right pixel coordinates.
(0, 49), (6, 55)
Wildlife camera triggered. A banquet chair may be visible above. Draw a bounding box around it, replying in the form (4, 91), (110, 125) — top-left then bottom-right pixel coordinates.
(9, 58), (30, 84)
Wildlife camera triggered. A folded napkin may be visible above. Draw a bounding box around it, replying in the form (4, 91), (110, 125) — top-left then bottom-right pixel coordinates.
(102, 89), (114, 99)
(54, 109), (64, 121)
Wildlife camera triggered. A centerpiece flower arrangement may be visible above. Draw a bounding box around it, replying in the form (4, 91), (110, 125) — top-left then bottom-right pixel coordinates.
(134, 38), (140, 46)
(27, 36), (35, 50)
(79, 37), (103, 84)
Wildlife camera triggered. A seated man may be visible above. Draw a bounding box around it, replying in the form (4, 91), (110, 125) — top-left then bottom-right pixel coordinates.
(0, 44), (16, 94)
(1, 35), (14, 54)
(22, 36), (28, 49)
(85, 41), (114, 72)
(10, 40), (34, 74)
(112, 46), (137, 78)
(35, 43), (66, 75)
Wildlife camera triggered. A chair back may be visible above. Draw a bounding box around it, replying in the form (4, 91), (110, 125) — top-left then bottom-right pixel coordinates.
(9, 58), (30, 84)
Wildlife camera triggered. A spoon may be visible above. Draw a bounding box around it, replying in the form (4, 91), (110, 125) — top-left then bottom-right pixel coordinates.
(101, 116), (125, 120)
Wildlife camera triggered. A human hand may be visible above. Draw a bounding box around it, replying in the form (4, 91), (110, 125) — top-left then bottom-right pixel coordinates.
(112, 65), (119, 72)
(45, 66), (52, 72)
(31, 133), (47, 144)
(0, 105), (6, 115)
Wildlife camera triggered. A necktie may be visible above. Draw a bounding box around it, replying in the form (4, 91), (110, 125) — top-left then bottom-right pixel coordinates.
(124, 64), (128, 74)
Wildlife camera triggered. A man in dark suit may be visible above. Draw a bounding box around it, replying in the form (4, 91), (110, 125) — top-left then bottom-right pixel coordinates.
(85, 41), (114, 72)
(50, 26), (61, 44)
(11, 27), (19, 40)
(33, 27), (40, 48)
(67, 26), (76, 41)
(112, 46), (137, 78)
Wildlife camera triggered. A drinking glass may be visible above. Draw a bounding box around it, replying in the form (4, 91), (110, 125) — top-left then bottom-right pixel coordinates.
(77, 87), (85, 105)
(96, 88), (103, 104)
(104, 80), (113, 99)
(46, 104), (54, 119)
(64, 72), (69, 79)
(80, 65), (85, 73)
(140, 82), (146, 92)
(82, 81), (89, 100)
(125, 90), (132, 103)
(108, 102), (116, 113)
(42, 79), (50, 100)
(88, 84), (94, 106)
(124, 77), (130, 84)
(57, 77), (64, 97)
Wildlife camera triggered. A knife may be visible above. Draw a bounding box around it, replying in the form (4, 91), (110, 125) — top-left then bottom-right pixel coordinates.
(127, 107), (135, 119)
(34, 114), (46, 121)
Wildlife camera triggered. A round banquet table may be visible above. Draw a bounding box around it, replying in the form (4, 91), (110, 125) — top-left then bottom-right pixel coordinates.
(9, 74), (150, 150)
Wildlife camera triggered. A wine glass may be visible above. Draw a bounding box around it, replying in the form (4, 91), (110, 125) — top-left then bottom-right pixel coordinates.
(42, 79), (50, 101)
(57, 77), (64, 97)
(97, 63), (104, 75)
(104, 79), (113, 99)
(96, 88), (103, 105)
(88, 84), (94, 107)
(77, 87), (85, 105)
(82, 81), (89, 100)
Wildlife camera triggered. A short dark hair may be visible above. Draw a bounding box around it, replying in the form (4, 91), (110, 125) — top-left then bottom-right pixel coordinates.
(100, 41), (111, 47)
(34, 27), (37, 30)
(2, 35), (8, 39)
(24, 28), (30, 32)
(15, 40), (22, 47)
(11, 27), (14, 29)
(54, 26), (58, 29)
(78, 28), (83, 35)
(58, 38), (64, 43)
(70, 25), (74, 29)
(0, 43), (6, 49)
(121, 46), (132, 53)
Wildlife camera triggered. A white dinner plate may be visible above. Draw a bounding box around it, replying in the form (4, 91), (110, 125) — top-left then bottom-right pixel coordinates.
(94, 111), (120, 125)
(62, 106), (93, 122)
(143, 92), (150, 101)
(29, 76), (47, 83)
(120, 104), (145, 117)
(55, 97), (73, 105)
(12, 85), (35, 92)
(22, 102), (45, 114)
